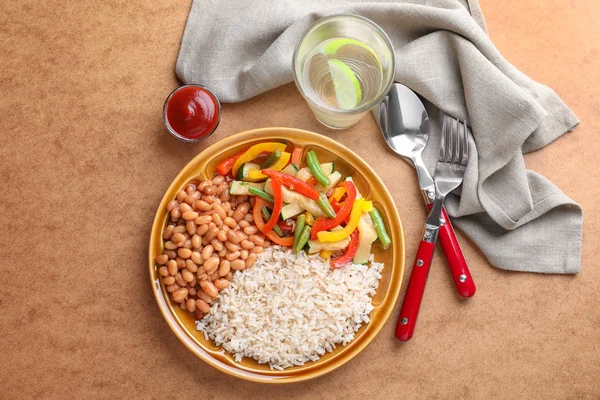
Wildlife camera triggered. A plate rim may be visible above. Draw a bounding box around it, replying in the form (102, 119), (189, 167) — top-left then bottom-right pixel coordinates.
(148, 127), (405, 383)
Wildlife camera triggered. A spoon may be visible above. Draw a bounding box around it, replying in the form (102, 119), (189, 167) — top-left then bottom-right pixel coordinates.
(374, 83), (476, 300)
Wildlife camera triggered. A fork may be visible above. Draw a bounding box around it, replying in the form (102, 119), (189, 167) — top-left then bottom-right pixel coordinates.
(395, 116), (469, 342)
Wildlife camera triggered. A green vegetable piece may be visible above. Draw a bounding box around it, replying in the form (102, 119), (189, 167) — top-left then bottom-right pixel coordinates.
(317, 193), (337, 218)
(248, 186), (274, 203)
(294, 225), (311, 253)
(294, 214), (306, 249)
(260, 150), (282, 169)
(262, 207), (283, 236)
(369, 209), (391, 249)
(307, 150), (331, 187)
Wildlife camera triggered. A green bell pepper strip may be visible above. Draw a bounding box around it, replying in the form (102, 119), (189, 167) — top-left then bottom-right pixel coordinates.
(248, 186), (274, 203)
(306, 150), (331, 187)
(369, 208), (391, 249)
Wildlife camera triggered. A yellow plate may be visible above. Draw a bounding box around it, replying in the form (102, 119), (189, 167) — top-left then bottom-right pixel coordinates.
(149, 127), (405, 383)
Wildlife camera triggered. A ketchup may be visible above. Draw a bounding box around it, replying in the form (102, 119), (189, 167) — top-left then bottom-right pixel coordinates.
(164, 85), (220, 141)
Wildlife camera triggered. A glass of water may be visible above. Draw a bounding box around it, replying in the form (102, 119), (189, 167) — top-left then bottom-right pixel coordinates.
(293, 14), (396, 129)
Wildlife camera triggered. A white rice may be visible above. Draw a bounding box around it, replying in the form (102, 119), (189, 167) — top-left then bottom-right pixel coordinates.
(195, 246), (383, 370)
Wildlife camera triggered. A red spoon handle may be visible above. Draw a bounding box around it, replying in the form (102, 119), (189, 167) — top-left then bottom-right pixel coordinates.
(427, 204), (476, 299)
(395, 240), (436, 342)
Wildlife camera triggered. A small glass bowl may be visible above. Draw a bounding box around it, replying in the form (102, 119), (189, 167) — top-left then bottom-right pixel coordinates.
(163, 84), (222, 143)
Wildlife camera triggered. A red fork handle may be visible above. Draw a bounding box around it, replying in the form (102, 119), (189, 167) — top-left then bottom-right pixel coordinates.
(427, 204), (476, 299)
(396, 240), (436, 342)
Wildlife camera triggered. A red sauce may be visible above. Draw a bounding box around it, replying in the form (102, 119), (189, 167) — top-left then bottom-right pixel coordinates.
(165, 85), (220, 141)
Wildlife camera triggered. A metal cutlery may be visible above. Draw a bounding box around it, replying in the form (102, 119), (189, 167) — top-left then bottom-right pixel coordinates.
(374, 84), (475, 299)
(395, 116), (469, 342)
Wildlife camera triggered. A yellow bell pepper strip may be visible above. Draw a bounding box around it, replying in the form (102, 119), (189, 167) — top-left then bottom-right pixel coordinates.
(317, 198), (373, 243)
(253, 198), (294, 246)
(246, 152), (291, 181)
(231, 142), (287, 177)
(320, 250), (333, 259)
(330, 229), (359, 268)
(329, 186), (346, 202)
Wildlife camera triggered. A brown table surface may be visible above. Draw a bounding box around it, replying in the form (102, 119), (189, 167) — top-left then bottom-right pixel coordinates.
(2, 0), (598, 398)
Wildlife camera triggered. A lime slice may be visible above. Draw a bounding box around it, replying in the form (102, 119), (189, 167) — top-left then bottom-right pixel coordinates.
(322, 38), (379, 60)
(327, 59), (361, 110)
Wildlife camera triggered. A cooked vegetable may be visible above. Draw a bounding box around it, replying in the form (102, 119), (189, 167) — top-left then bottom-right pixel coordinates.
(293, 214), (306, 251)
(316, 171), (342, 192)
(294, 225), (311, 253)
(307, 150), (331, 187)
(317, 193), (337, 218)
(248, 186), (274, 203)
(306, 235), (351, 254)
(329, 186), (346, 202)
(262, 207), (284, 236)
(311, 180), (357, 239)
(253, 198), (294, 246)
(217, 150), (246, 176)
(229, 181), (265, 196)
(370, 208), (391, 249)
(296, 162), (334, 182)
(236, 162), (261, 180)
(261, 179), (283, 234)
(261, 170), (319, 200)
(317, 198), (372, 243)
(330, 230), (360, 268)
(232, 142), (286, 177)
(304, 212), (315, 226)
(319, 250), (333, 259)
(261, 150), (282, 169)
(277, 221), (294, 231)
(291, 147), (303, 169)
(354, 214), (378, 264)
(246, 152), (291, 181)
(280, 203), (304, 220)
(265, 180), (326, 217)
(281, 163), (298, 176)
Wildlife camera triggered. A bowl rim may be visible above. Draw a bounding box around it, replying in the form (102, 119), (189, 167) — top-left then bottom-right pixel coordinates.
(148, 127), (405, 383)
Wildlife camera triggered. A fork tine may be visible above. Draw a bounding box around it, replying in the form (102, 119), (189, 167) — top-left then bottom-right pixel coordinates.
(459, 120), (468, 167)
(440, 116), (448, 162)
(452, 118), (460, 164)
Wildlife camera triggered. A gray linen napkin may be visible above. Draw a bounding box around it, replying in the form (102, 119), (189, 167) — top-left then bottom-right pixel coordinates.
(176, 0), (583, 273)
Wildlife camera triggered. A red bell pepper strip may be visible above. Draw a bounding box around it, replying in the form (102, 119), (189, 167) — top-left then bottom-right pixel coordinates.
(291, 147), (303, 168)
(253, 198), (294, 246)
(330, 229), (359, 268)
(263, 179), (283, 234)
(261, 169), (319, 200)
(330, 198), (342, 213)
(216, 149), (246, 176)
(310, 181), (357, 239)
(277, 221), (294, 231)
(306, 176), (318, 186)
